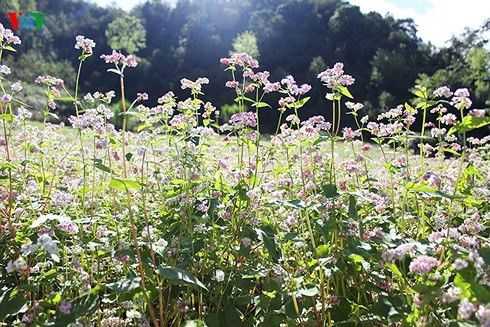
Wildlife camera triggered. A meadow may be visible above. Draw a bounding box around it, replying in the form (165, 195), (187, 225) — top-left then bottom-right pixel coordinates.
(1, 28), (489, 327)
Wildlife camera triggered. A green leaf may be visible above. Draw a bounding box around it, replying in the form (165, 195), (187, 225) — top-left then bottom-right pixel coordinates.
(404, 102), (417, 114)
(3, 45), (17, 52)
(315, 244), (330, 257)
(0, 113), (14, 122)
(158, 266), (208, 290)
(348, 195), (358, 219)
(253, 102), (271, 108)
(93, 159), (113, 174)
(288, 96), (311, 109)
(322, 183), (339, 198)
(338, 86), (353, 99)
(0, 288), (27, 320)
(448, 116), (490, 135)
(107, 277), (141, 293)
(256, 227), (281, 263)
(110, 178), (141, 190)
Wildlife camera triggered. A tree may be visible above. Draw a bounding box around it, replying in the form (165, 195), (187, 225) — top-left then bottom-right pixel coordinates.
(231, 31), (260, 58)
(105, 15), (146, 54)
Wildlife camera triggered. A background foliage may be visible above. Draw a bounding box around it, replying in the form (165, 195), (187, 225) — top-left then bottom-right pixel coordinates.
(1, 0), (489, 133)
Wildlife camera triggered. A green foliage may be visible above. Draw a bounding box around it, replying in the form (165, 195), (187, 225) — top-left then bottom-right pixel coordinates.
(231, 30), (260, 58)
(106, 15), (147, 54)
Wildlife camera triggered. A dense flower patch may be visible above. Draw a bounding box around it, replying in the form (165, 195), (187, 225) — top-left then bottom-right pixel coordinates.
(1, 26), (489, 327)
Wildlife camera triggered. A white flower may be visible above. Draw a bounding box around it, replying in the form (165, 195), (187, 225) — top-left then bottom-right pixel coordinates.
(213, 270), (225, 282)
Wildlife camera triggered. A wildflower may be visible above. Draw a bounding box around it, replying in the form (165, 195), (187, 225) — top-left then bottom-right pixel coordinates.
(228, 112), (256, 129)
(476, 304), (490, 326)
(345, 101), (364, 112)
(440, 113), (457, 125)
(136, 92), (148, 101)
(422, 172), (442, 188)
(469, 109), (485, 117)
(101, 50), (137, 68)
(6, 257), (27, 273)
(317, 62), (355, 89)
(430, 128), (446, 138)
(0, 65), (11, 74)
(11, 81), (22, 93)
(59, 300), (72, 315)
(452, 258), (468, 270)
(225, 81), (239, 88)
(1, 94), (12, 103)
(441, 286), (461, 303)
(74, 35), (96, 54)
(213, 270), (225, 282)
(0, 24), (21, 44)
(452, 88), (472, 109)
(220, 52), (259, 69)
(57, 216), (79, 234)
(342, 127), (361, 140)
(37, 234), (60, 255)
(433, 86), (453, 98)
(409, 255), (440, 274)
(458, 299), (475, 319)
(263, 82), (280, 93)
(180, 77), (209, 93)
(360, 115), (369, 124)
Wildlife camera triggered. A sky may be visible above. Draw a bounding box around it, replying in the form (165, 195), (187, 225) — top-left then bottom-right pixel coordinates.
(92, 0), (489, 48)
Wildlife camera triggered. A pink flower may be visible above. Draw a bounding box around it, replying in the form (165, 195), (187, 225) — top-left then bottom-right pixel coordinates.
(317, 62), (355, 89)
(74, 35), (96, 54)
(59, 300), (72, 315)
(342, 127), (361, 140)
(433, 86), (452, 98)
(220, 52), (259, 69)
(409, 255), (440, 274)
(225, 81), (239, 88)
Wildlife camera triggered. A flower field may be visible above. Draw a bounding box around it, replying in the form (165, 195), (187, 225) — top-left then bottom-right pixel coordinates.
(1, 27), (490, 327)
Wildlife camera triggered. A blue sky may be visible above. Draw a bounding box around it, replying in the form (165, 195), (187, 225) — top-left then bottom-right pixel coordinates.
(92, 0), (489, 47)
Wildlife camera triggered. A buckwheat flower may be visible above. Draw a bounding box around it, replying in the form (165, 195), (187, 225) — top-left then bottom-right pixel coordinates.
(241, 237), (252, 247)
(440, 113), (457, 125)
(285, 114), (300, 126)
(48, 100), (56, 110)
(422, 172), (441, 188)
(345, 101), (364, 112)
(476, 304), (490, 326)
(154, 238), (168, 255)
(458, 299), (475, 319)
(10, 81), (22, 93)
(360, 115), (369, 124)
(136, 92), (148, 101)
(180, 77), (209, 93)
(58, 217), (79, 234)
(263, 82), (280, 93)
(2, 27), (21, 44)
(391, 155), (407, 168)
(220, 52), (259, 68)
(433, 86), (453, 98)
(1, 94), (12, 103)
(278, 96), (295, 107)
(225, 80), (239, 88)
(100, 50), (123, 64)
(229, 112), (256, 129)
(430, 127), (446, 138)
(452, 88), (472, 109)
(342, 127), (361, 140)
(37, 234), (60, 255)
(469, 109), (485, 117)
(74, 35), (96, 54)
(121, 54), (138, 67)
(409, 255), (440, 274)
(452, 258), (468, 270)
(213, 270), (225, 282)
(441, 286), (461, 303)
(6, 257), (27, 273)
(157, 91), (174, 104)
(317, 62), (355, 89)
(59, 300), (72, 315)
(0, 65), (11, 75)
